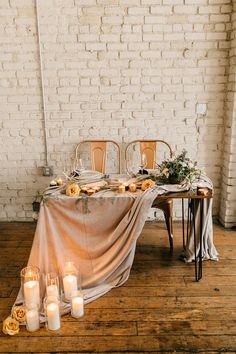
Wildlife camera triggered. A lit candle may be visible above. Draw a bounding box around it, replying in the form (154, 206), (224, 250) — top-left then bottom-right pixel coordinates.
(63, 274), (78, 301)
(56, 178), (63, 186)
(47, 284), (59, 297)
(118, 184), (125, 193)
(49, 180), (57, 187)
(129, 183), (137, 192)
(24, 280), (40, 307)
(46, 302), (60, 331)
(26, 308), (40, 332)
(87, 188), (95, 196)
(71, 296), (84, 318)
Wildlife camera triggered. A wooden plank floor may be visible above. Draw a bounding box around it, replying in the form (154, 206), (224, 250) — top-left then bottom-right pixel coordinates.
(0, 221), (236, 353)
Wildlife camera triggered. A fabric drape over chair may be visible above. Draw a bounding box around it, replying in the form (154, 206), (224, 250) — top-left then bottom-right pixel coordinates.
(125, 139), (174, 249)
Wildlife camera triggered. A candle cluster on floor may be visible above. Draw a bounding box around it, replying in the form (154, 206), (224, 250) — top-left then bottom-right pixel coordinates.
(19, 263), (84, 333)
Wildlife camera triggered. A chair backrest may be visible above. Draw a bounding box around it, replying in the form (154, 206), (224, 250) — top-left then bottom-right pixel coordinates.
(75, 140), (121, 174)
(125, 140), (173, 170)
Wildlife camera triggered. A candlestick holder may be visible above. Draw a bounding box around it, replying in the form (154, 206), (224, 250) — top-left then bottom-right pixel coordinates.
(62, 262), (79, 303)
(44, 296), (61, 331)
(21, 266), (41, 308)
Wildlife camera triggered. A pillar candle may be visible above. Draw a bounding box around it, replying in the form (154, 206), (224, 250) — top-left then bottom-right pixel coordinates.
(71, 296), (84, 318)
(26, 309), (40, 332)
(47, 303), (60, 331)
(63, 274), (78, 301)
(47, 284), (59, 297)
(24, 280), (40, 307)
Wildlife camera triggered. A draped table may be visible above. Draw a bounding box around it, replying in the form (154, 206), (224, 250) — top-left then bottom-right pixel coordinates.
(15, 176), (218, 315)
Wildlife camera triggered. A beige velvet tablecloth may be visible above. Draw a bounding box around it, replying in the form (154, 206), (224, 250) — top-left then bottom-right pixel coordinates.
(18, 186), (164, 309)
(15, 180), (218, 315)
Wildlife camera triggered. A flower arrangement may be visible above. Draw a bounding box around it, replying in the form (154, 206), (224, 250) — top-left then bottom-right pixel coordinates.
(157, 149), (201, 185)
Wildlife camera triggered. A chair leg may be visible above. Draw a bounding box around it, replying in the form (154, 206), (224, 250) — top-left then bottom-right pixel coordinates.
(153, 198), (174, 251)
(164, 212), (173, 251)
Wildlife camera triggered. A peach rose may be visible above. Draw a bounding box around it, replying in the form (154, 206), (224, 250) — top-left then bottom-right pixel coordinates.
(66, 183), (81, 197)
(12, 306), (26, 323)
(141, 179), (155, 191)
(2, 316), (20, 336)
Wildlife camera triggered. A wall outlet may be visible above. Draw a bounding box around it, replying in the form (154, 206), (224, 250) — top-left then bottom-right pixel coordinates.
(43, 166), (53, 176)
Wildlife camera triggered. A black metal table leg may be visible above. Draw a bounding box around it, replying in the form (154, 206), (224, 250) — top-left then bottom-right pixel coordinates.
(198, 198), (204, 280)
(182, 199), (185, 249)
(187, 199), (191, 244)
(192, 199), (199, 281)
(191, 198), (204, 281)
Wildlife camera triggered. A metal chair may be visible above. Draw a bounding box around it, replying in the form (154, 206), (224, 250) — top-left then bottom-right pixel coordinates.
(125, 139), (174, 250)
(75, 140), (121, 174)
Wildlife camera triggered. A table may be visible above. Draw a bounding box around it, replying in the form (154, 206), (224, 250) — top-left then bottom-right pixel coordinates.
(15, 178), (218, 311)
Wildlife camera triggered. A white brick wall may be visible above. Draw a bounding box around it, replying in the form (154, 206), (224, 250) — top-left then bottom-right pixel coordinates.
(220, 1), (236, 228)
(0, 0), (234, 223)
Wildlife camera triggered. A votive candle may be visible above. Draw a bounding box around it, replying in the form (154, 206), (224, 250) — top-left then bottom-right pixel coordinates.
(118, 184), (125, 193)
(56, 178), (63, 186)
(129, 183), (137, 192)
(87, 189), (95, 196)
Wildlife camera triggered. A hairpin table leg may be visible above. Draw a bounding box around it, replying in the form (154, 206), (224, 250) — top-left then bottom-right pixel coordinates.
(187, 199), (191, 245)
(182, 199), (185, 249)
(198, 198), (204, 281)
(192, 199), (199, 281)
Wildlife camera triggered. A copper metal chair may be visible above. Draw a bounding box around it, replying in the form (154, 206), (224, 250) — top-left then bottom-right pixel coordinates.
(75, 140), (121, 174)
(125, 140), (174, 250)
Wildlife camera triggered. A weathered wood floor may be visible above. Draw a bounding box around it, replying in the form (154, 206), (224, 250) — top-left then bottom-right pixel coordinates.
(0, 221), (236, 353)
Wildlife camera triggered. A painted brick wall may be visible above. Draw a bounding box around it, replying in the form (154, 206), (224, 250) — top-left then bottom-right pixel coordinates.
(0, 0), (232, 221)
(220, 0), (236, 228)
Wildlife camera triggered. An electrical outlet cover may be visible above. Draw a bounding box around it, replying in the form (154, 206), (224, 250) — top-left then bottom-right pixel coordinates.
(196, 103), (207, 115)
(43, 166), (53, 176)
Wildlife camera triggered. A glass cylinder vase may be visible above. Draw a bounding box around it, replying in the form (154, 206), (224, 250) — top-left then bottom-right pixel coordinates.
(26, 304), (40, 332)
(62, 261), (79, 302)
(45, 273), (60, 298)
(21, 266), (41, 308)
(71, 290), (84, 318)
(44, 296), (61, 331)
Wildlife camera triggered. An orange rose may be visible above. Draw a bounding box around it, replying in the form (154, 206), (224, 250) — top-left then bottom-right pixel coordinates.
(2, 316), (19, 336)
(141, 179), (155, 191)
(12, 306), (26, 323)
(66, 183), (81, 197)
